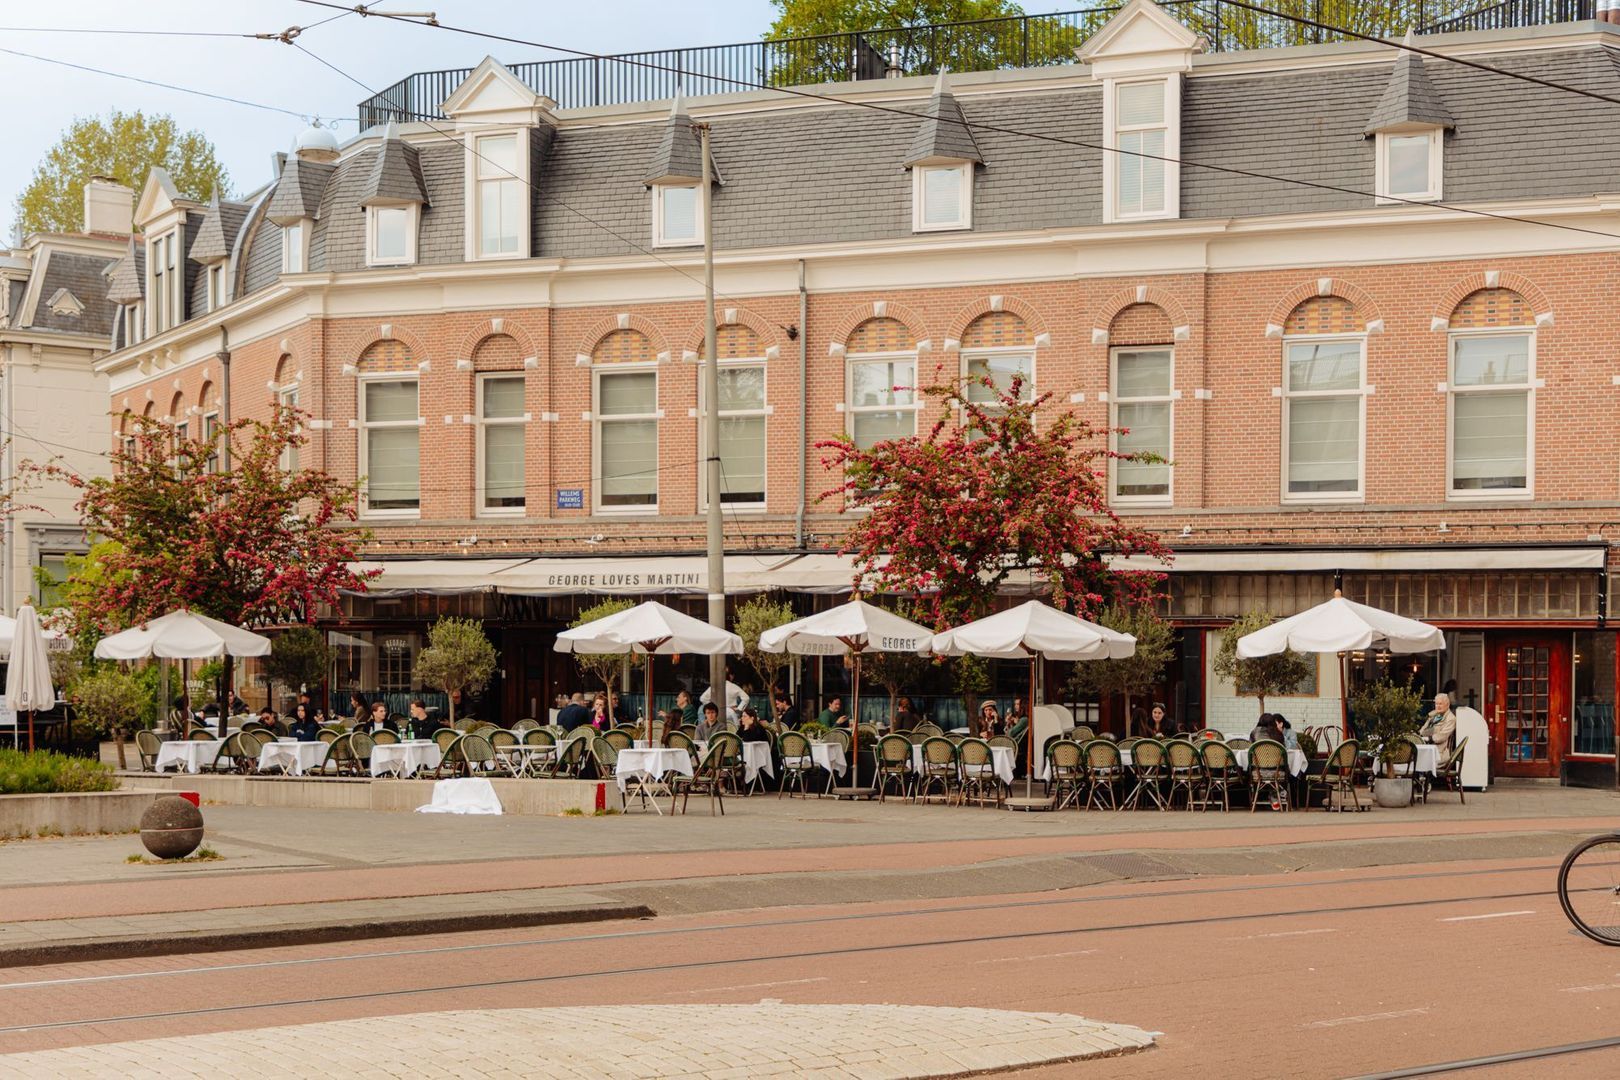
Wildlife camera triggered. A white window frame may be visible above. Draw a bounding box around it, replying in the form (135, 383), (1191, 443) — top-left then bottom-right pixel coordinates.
(698, 359), (768, 511)
(651, 183), (702, 248)
(592, 364), (660, 514)
(123, 302), (143, 347)
(1447, 327), (1535, 501)
(358, 375), (422, 519)
(846, 351), (921, 449)
(1280, 333), (1367, 504)
(1375, 128), (1443, 204)
(912, 163), (973, 232)
(147, 230), (181, 335)
(206, 264), (226, 312)
(466, 129), (529, 261)
(201, 409), (221, 474)
(476, 373), (528, 517)
(366, 204), (419, 267)
(1103, 76), (1180, 223)
(277, 383), (300, 473)
(282, 219), (308, 274)
(960, 346), (1035, 437)
(1109, 346), (1175, 506)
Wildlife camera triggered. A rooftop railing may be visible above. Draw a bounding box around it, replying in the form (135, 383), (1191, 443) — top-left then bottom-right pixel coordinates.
(356, 0), (1592, 127)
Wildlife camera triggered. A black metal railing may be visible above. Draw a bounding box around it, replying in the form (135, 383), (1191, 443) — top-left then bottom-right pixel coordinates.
(356, 0), (1588, 126)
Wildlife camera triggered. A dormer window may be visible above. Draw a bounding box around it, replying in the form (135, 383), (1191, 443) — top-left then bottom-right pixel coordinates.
(1376, 129), (1442, 203)
(1109, 79), (1178, 220)
(472, 131), (526, 258)
(652, 184), (700, 247)
(148, 230), (182, 333)
(913, 164), (972, 232)
(123, 303), (143, 347)
(367, 205), (418, 266)
(282, 220), (307, 273)
(207, 264), (227, 311)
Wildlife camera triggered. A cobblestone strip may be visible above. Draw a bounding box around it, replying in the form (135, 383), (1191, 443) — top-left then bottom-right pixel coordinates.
(0, 1004), (1153, 1078)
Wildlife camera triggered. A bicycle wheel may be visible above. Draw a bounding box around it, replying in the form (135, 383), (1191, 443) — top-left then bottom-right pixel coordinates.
(1559, 834), (1620, 945)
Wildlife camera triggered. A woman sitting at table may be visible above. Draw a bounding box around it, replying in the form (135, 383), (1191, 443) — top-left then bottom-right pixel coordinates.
(1249, 713), (1283, 743)
(590, 693), (610, 730)
(738, 706), (772, 743)
(1272, 714), (1300, 751)
(288, 704), (321, 742)
(892, 696), (922, 733)
(977, 701), (1006, 739)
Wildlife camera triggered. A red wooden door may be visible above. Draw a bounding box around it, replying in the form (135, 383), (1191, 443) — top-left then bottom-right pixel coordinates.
(1488, 635), (1568, 779)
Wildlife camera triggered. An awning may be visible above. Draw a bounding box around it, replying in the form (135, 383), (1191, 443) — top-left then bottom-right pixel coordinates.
(352, 559), (530, 595)
(1109, 546), (1608, 573)
(492, 553), (800, 596)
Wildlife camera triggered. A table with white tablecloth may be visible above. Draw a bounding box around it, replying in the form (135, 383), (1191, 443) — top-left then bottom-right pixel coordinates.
(910, 744), (1015, 785)
(1231, 747), (1310, 777)
(783, 742), (848, 784)
(615, 747), (694, 792)
(371, 740), (443, 778)
(256, 739), (330, 776)
(694, 740), (775, 785)
(155, 739), (224, 774)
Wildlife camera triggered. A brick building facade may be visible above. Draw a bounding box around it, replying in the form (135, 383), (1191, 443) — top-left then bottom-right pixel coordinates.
(92, 3), (1620, 782)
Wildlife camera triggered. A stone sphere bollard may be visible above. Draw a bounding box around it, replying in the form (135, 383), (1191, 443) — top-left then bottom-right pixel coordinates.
(139, 795), (204, 860)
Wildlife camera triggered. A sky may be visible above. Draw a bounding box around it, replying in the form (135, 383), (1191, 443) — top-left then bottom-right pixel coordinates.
(1, 0), (780, 228)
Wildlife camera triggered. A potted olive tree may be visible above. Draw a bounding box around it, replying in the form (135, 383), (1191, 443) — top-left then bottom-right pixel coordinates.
(67, 666), (150, 771)
(416, 617), (497, 729)
(1352, 679), (1425, 808)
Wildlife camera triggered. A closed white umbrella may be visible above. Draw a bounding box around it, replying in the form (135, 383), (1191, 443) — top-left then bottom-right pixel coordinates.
(555, 601), (741, 744)
(95, 610), (273, 737)
(1235, 590), (1444, 738)
(933, 600), (1138, 803)
(0, 613), (71, 660)
(5, 604), (56, 752)
(760, 599), (933, 795)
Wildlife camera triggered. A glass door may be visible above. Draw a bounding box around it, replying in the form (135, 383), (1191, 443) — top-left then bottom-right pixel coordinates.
(1489, 635), (1568, 779)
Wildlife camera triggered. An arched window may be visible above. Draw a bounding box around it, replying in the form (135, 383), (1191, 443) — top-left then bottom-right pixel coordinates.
(701, 323), (766, 508)
(844, 318), (918, 451)
(592, 330), (658, 511)
(358, 340), (420, 515)
(1281, 297), (1366, 501)
(1447, 289), (1534, 496)
(1109, 303), (1173, 503)
(473, 334), (526, 514)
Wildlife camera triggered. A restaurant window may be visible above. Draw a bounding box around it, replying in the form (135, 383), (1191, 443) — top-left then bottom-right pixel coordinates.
(1111, 347), (1172, 502)
(1449, 331), (1532, 496)
(478, 374), (526, 514)
(594, 369), (658, 510)
(701, 362), (766, 507)
(1283, 336), (1364, 500)
(377, 633), (419, 693)
(360, 378), (421, 515)
(1573, 631), (1616, 757)
(474, 132), (524, 258)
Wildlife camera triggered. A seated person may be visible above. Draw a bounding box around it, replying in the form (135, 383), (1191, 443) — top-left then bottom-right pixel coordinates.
(816, 696), (846, 729)
(1419, 693), (1457, 757)
(695, 701), (724, 742)
(773, 692), (801, 730)
(1249, 713), (1283, 743)
(288, 704), (321, 742)
(892, 696), (921, 733)
(1273, 714), (1300, 751)
(257, 707), (277, 728)
(977, 701), (1006, 739)
(737, 707), (773, 743)
(408, 699), (444, 737)
(366, 701), (398, 734)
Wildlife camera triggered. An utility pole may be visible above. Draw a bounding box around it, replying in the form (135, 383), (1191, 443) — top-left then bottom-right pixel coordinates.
(699, 122), (726, 703)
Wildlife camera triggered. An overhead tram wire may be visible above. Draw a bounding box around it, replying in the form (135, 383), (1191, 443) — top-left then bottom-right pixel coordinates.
(292, 0), (1620, 246)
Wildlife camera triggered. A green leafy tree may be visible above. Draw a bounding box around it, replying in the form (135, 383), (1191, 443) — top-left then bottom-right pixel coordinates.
(14, 110), (229, 237)
(66, 666), (149, 771)
(263, 626), (335, 711)
(734, 596), (797, 707)
(569, 598), (634, 720)
(1352, 678), (1426, 772)
(951, 652), (992, 729)
(766, 0), (1082, 85)
(1212, 610), (1316, 720)
(1066, 605), (1174, 736)
(416, 617), (498, 727)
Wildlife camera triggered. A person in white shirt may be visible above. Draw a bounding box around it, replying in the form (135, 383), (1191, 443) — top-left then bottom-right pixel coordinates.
(700, 670), (750, 723)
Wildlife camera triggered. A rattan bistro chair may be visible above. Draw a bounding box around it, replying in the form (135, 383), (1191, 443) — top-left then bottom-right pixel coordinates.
(915, 736), (958, 803)
(602, 728), (633, 752)
(1432, 736), (1468, 803)
(670, 742), (728, 816)
(1248, 738), (1292, 811)
(875, 733), (912, 802)
(777, 731), (814, 798)
(1083, 739), (1124, 810)
(1164, 739), (1203, 810)
(957, 737), (1003, 808)
(432, 727), (459, 755)
(1199, 740), (1240, 811)
(1046, 739), (1086, 810)
(135, 729), (162, 772)
(1124, 739), (1167, 811)
(591, 736), (618, 779)
(371, 728), (400, 746)
(1306, 738), (1362, 812)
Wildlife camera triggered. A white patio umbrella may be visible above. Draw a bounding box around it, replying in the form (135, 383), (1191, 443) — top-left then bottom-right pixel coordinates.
(759, 599), (933, 796)
(555, 601), (742, 745)
(1235, 590), (1444, 734)
(94, 609), (273, 736)
(5, 604), (55, 752)
(0, 613), (71, 660)
(932, 600), (1137, 803)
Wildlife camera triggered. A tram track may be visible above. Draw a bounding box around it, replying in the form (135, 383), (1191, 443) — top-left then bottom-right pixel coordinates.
(1348, 1035), (1620, 1077)
(0, 874), (1557, 1036)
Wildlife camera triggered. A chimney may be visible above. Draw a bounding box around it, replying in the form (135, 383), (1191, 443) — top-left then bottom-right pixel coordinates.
(83, 177), (134, 235)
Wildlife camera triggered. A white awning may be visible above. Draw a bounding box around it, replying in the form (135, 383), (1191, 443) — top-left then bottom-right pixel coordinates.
(491, 553), (801, 596)
(353, 559), (530, 594)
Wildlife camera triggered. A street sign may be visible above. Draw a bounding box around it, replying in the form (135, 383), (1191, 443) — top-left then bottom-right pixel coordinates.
(555, 488), (584, 509)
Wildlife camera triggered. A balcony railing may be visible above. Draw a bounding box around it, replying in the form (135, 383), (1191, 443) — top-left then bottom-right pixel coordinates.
(356, 0), (1587, 127)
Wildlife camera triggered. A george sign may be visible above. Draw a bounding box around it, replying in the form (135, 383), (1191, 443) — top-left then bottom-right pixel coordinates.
(555, 488), (584, 509)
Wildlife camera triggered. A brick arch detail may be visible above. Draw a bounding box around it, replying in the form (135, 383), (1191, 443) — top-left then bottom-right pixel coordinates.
(943, 295), (1050, 346)
(353, 323), (431, 369)
(828, 300), (930, 352)
(273, 352), (298, 386)
(1432, 272), (1552, 327)
(575, 313), (671, 363)
(198, 380), (216, 412)
(471, 334), (524, 371)
(680, 306), (785, 357)
(1094, 285), (1191, 336)
(1264, 278), (1382, 336)
(456, 318), (540, 364)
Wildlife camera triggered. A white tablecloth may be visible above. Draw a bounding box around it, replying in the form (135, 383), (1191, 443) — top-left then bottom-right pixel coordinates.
(416, 777), (502, 815)
(257, 740), (329, 776)
(615, 747), (694, 792)
(1232, 747), (1310, 777)
(908, 744), (1015, 785)
(155, 739), (223, 774)
(1378, 743), (1440, 776)
(371, 740), (443, 778)
(812, 742), (847, 777)
(741, 741), (774, 783)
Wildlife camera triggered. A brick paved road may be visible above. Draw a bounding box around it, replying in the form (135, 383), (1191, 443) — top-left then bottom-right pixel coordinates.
(0, 1004), (1153, 1078)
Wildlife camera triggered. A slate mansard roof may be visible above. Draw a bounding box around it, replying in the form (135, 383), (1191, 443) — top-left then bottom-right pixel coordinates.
(101, 24), (1620, 337)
